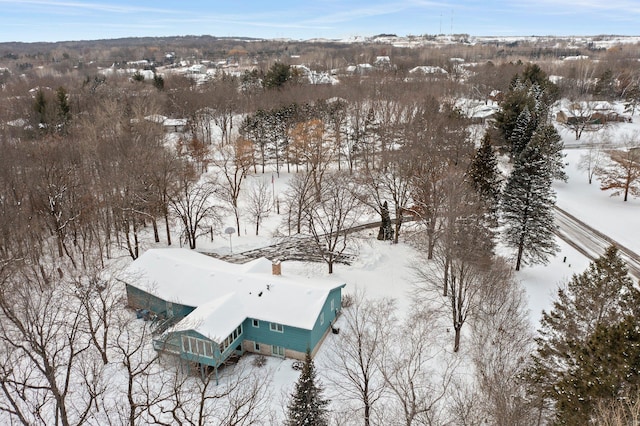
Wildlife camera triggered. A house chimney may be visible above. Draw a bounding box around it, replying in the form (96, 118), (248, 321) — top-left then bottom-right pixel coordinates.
(272, 261), (281, 276)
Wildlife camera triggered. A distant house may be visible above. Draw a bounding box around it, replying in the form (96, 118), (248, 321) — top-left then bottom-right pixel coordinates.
(119, 249), (345, 375)
(143, 115), (187, 133)
(556, 102), (631, 125)
(292, 65), (339, 85)
(374, 56), (391, 68)
(409, 66), (448, 75)
(163, 118), (187, 133)
(345, 63), (374, 74)
(407, 66), (449, 81)
(187, 64), (206, 74)
(468, 104), (499, 125)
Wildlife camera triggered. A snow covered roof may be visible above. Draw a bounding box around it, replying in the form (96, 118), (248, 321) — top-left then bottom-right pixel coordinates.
(6, 118), (28, 128)
(120, 249), (345, 341)
(563, 55), (589, 61)
(163, 118), (187, 126)
(144, 114), (167, 124)
(409, 66), (448, 75)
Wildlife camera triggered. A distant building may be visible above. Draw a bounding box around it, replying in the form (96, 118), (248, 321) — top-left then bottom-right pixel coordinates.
(187, 64), (206, 74)
(408, 66), (448, 75)
(374, 56), (391, 67)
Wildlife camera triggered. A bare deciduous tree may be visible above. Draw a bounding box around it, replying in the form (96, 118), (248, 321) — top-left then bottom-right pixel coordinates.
(471, 258), (536, 425)
(578, 133), (608, 184)
(559, 99), (607, 140)
(0, 262), (106, 426)
(357, 160), (412, 244)
(303, 172), (363, 274)
(170, 166), (221, 249)
(282, 172), (315, 235)
(378, 309), (456, 426)
(212, 137), (254, 236)
(596, 133), (640, 201)
(324, 292), (393, 426)
(246, 178), (273, 236)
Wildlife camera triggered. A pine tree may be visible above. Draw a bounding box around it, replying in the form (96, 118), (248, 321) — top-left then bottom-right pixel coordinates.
(56, 86), (71, 133)
(153, 72), (164, 90)
(500, 141), (558, 271)
(377, 201), (394, 241)
(554, 316), (640, 425)
(263, 62), (292, 89)
(528, 246), (640, 424)
(33, 88), (48, 127)
(508, 106), (536, 157)
(528, 124), (567, 182)
(494, 63), (556, 155)
(285, 350), (330, 426)
(468, 132), (502, 226)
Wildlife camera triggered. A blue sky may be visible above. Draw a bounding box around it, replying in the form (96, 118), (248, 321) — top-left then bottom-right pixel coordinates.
(1, 0), (639, 43)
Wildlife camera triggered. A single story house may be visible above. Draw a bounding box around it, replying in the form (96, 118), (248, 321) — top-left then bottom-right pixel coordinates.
(119, 248), (345, 374)
(556, 101), (632, 125)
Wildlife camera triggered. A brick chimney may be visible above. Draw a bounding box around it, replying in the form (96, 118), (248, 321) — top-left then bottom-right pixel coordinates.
(272, 260), (281, 276)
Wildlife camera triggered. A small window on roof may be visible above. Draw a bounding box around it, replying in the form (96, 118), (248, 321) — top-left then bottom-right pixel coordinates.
(253, 319), (259, 327)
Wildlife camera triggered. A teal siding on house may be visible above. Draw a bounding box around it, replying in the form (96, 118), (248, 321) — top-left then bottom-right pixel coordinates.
(125, 284), (195, 318)
(309, 286), (343, 349)
(243, 285), (344, 354)
(125, 253), (345, 364)
(155, 328), (244, 368)
(242, 318), (311, 353)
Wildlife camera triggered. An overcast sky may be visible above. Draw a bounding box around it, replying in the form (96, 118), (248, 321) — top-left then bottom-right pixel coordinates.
(1, 0), (639, 43)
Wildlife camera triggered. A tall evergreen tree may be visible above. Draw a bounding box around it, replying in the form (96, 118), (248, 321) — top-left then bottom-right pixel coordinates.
(285, 350), (330, 426)
(554, 316), (640, 425)
(527, 246), (640, 424)
(528, 124), (567, 182)
(468, 132), (502, 225)
(56, 86), (71, 133)
(509, 106), (536, 157)
(500, 141), (558, 271)
(33, 88), (48, 128)
(494, 63), (556, 155)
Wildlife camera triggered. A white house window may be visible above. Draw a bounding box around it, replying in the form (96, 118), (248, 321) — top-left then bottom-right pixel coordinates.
(331, 298), (335, 312)
(272, 345), (285, 357)
(254, 342), (260, 351)
(320, 312), (324, 325)
(252, 319), (259, 327)
(181, 335), (214, 358)
(270, 322), (284, 333)
(220, 324), (243, 353)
